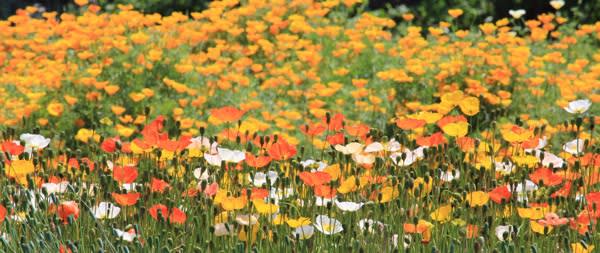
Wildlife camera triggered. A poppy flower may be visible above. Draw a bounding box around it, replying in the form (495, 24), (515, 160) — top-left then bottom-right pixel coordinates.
(300, 123), (326, 137)
(57, 201), (80, 224)
(327, 133), (345, 145)
(112, 192), (141, 206)
(299, 171), (332, 187)
(314, 215), (343, 235)
(113, 166), (138, 184)
(1, 141), (24, 156)
(245, 153), (272, 168)
(141, 116), (168, 146)
(210, 106), (245, 123)
(150, 178), (170, 193)
(267, 139), (297, 160)
(529, 167), (562, 186)
(489, 185), (511, 204)
(416, 132), (447, 147)
(396, 118), (426, 130)
(323, 113), (344, 132)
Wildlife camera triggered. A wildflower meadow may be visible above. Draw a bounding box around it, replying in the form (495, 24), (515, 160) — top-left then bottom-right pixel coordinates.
(0, 0), (599, 252)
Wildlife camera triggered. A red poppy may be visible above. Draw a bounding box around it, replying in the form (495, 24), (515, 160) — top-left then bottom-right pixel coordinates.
(203, 182), (219, 197)
(0, 205), (6, 224)
(112, 192), (141, 206)
(396, 118), (426, 130)
(327, 133), (345, 145)
(150, 178), (170, 193)
(267, 139), (297, 160)
(529, 167), (562, 186)
(488, 185), (511, 204)
(100, 137), (118, 153)
(210, 106), (245, 122)
(416, 132), (447, 147)
(1, 141), (24, 156)
(148, 204), (169, 221)
(551, 181), (572, 198)
(245, 153), (272, 168)
(324, 113), (344, 131)
(168, 207), (187, 224)
(113, 165), (138, 184)
(57, 201), (80, 224)
(67, 157), (95, 171)
(300, 123), (327, 137)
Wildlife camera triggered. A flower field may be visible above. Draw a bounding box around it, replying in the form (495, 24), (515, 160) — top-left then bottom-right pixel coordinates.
(0, 0), (599, 252)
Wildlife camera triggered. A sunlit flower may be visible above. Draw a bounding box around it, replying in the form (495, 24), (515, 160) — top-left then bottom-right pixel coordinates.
(92, 202), (121, 219)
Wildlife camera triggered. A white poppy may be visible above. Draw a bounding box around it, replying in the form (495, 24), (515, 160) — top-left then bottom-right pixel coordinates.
(235, 214), (259, 226)
(20, 133), (51, 153)
(494, 161), (515, 175)
(214, 223), (235, 236)
(510, 180), (538, 202)
(563, 139), (585, 155)
(251, 171), (278, 187)
(187, 136), (218, 154)
(390, 148), (419, 166)
(352, 153), (375, 165)
(535, 150), (564, 168)
(204, 148), (245, 166)
(300, 160), (328, 172)
(550, 0), (565, 10)
(392, 234), (411, 249)
(335, 200), (364, 212)
(495, 225), (517, 241)
(440, 169), (460, 182)
(314, 215), (343, 235)
(358, 219), (385, 233)
(364, 139), (401, 153)
(120, 183), (139, 192)
(42, 182), (70, 194)
(334, 142), (364, 155)
(92, 202), (121, 219)
(564, 99), (591, 114)
(292, 225), (315, 240)
(315, 196), (335, 207)
(193, 167), (210, 181)
(114, 228), (137, 242)
(508, 9), (526, 19)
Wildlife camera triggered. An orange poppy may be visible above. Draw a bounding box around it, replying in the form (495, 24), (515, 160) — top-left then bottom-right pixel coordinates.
(210, 106), (245, 122)
(488, 185), (511, 204)
(57, 201), (80, 224)
(141, 116), (169, 146)
(298, 171), (332, 187)
(112, 192), (141, 206)
(113, 165), (138, 184)
(327, 133), (345, 145)
(267, 139), (297, 160)
(100, 137), (118, 153)
(416, 132), (447, 147)
(300, 122), (327, 137)
(345, 123), (370, 138)
(245, 153), (272, 168)
(150, 178), (170, 193)
(324, 113), (344, 131)
(396, 118), (426, 130)
(1, 141), (24, 156)
(529, 167), (562, 186)
(314, 185), (336, 198)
